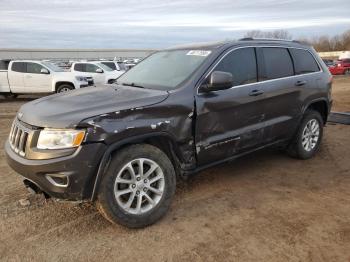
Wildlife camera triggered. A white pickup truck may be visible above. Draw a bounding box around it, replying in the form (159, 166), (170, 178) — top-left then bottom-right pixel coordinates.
(70, 61), (124, 84)
(0, 60), (89, 97)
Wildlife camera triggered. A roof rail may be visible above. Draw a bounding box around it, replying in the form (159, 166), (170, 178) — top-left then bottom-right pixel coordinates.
(239, 37), (301, 43)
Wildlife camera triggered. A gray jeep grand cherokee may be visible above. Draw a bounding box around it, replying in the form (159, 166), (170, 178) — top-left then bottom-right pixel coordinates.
(5, 38), (332, 228)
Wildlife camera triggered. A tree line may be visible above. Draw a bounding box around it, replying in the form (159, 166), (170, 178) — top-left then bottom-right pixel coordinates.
(243, 29), (350, 52)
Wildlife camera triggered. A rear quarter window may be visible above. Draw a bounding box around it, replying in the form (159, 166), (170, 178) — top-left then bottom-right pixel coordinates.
(289, 49), (320, 74)
(11, 62), (26, 73)
(259, 47), (294, 80)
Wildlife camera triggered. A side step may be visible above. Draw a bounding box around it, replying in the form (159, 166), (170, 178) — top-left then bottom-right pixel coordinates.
(327, 112), (350, 125)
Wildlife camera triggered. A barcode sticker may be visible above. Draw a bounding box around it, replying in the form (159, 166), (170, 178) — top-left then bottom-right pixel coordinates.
(186, 50), (211, 56)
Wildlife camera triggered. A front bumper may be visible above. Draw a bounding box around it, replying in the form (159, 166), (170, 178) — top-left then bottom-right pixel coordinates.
(5, 140), (106, 200)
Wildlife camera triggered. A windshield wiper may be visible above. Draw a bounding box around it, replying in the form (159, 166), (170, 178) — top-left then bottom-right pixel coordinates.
(120, 82), (145, 88)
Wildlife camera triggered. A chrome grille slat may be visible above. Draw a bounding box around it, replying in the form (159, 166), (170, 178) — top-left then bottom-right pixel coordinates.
(12, 126), (18, 147)
(14, 129), (22, 153)
(18, 132), (27, 156)
(8, 119), (31, 157)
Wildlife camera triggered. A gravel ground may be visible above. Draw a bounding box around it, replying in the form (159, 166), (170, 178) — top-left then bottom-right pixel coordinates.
(0, 77), (349, 261)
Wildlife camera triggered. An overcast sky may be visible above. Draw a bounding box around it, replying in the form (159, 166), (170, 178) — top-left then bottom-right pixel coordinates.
(0, 0), (349, 48)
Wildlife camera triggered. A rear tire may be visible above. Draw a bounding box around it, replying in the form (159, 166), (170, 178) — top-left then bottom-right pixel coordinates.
(96, 144), (176, 228)
(345, 69), (350, 75)
(286, 110), (323, 159)
(56, 84), (74, 93)
(3, 93), (18, 99)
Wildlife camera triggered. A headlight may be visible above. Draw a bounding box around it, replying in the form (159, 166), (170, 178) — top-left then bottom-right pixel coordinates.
(37, 129), (85, 149)
(75, 76), (86, 82)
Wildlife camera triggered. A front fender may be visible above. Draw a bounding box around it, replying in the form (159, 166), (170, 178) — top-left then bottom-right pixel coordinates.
(89, 132), (181, 201)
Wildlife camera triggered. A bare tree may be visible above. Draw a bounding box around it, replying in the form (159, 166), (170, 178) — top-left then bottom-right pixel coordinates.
(243, 28), (350, 52)
(297, 29), (350, 52)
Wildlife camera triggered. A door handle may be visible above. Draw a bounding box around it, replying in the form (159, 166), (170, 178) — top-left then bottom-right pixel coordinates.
(249, 89), (264, 96)
(295, 80), (307, 86)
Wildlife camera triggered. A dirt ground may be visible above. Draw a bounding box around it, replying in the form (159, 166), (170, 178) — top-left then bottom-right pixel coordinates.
(0, 77), (349, 262)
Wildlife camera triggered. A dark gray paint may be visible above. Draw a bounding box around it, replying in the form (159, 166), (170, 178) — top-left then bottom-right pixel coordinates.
(6, 39), (332, 200)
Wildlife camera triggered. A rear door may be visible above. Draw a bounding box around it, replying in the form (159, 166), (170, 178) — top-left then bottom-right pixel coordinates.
(7, 62), (25, 93)
(23, 62), (52, 92)
(195, 47), (268, 165)
(256, 47), (303, 142)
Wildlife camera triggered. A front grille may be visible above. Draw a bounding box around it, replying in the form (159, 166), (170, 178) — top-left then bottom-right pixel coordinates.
(9, 119), (31, 157)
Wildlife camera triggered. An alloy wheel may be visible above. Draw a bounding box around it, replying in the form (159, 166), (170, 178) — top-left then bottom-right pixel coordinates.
(113, 158), (165, 215)
(301, 119), (320, 152)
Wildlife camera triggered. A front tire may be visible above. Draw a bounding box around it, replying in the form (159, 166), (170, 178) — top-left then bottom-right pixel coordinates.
(96, 144), (176, 228)
(287, 110), (323, 159)
(56, 84), (74, 93)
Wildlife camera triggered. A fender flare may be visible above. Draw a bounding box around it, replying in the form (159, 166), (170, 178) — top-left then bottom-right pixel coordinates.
(302, 97), (330, 115)
(90, 131), (180, 201)
(301, 97), (330, 124)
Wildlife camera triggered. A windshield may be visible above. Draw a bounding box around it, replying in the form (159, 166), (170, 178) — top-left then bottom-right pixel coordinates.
(41, 62), (65, 72)
(116, 50), (212, 90)
(97, 63), (113, 72)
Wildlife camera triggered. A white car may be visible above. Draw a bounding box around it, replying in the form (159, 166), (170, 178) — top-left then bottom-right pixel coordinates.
(71, 61), (124, 84)
(0, 60), (89, 97)
(97, 61), (127, 72)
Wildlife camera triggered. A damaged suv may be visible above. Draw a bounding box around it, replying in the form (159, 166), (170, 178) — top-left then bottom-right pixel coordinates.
(5, 39), (332, 228)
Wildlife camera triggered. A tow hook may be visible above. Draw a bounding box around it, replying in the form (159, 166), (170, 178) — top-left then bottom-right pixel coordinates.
(23, 179), (41, 194)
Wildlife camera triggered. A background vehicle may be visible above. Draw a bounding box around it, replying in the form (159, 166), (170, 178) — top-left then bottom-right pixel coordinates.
(322, 59), (335, 67)
(5, 39), (332, 228)
(71, 61), (124, 84)
(98, 61), (127, 72)
(0, 60), (89, 96)
(336, 58), (350, 75)
(328, 59), (350, 75)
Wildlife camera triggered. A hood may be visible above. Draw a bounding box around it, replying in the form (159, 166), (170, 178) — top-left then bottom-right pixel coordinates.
(18, 85), (169, 128)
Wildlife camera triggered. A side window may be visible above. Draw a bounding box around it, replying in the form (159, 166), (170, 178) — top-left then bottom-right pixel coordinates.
(260, 48), (294, 80)
(102, 62), (116, 70)
(215, 47), (257, 86)
(74, 63), (85, 72)
(289, 49), (320, 74)
(11, 62), (26, 73)
(86, 64), (100, 73)
(0, 60), (10, 70)
(26, 62), (46, 74)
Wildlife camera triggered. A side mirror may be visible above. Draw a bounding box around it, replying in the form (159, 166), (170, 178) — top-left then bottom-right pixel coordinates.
(96, 68), (103, 73)
(40, 68), (49, 74)
(201, 71), (233, 92)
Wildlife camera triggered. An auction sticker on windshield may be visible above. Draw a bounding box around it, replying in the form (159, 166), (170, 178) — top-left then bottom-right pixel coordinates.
(186, 50), (211, 56)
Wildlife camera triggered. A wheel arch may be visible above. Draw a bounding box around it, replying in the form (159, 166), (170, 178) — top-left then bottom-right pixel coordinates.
(90, 132), (184, 201)
(55, 81), (75, 92)
(303, 98), (329, 124)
